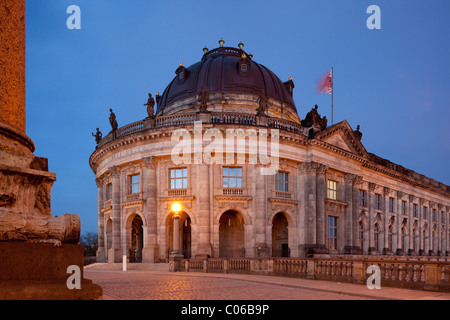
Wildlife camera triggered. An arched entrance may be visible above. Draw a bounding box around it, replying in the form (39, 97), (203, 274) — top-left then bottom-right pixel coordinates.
(130, 215), (143, 262)
(219, 210), (245, 258)
(106, 218), (112, 260)
(167, 211), (191, 259)
(272, 213), (289, 257)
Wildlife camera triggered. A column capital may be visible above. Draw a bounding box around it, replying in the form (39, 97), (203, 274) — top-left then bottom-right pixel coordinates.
(344, 173), (362, 185)
(108, 166), (121, 178)
(95, 177), (103, 188)
(383, 187), (391, 196)
(397, 191), (404, 199)
(368, 182), (376, 192)
(143, 156), (159, 169)
(409, 194), (416, 203)
(298, 161), (328, 175)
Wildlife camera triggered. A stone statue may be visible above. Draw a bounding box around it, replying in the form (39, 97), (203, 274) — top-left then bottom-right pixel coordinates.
(354, 124), (363, 140)
(92, 128), (102, 145)
(144, 93), (155, 118)
(197, 86), (210, 112)
(109, 108), (118, 132)
(256, 94), (268, 116)
(301, 104), (328, 130)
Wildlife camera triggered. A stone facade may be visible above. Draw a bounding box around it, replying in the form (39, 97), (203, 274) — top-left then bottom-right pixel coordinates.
(90, 45), (450, 263)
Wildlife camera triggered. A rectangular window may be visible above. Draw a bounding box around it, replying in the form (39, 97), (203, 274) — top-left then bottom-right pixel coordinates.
(375, 194), (382, 210)
(223, 167), (242, 188)
(389, 197), (395, 213)
(129, 174), (140, 194)
(170, 168), (187, 189)
(401, 201), (407, 215)
(327, 180), (337, 200)
(423, 207), (428, 220)
(359, 190), (367, 207)
(432, 209), (437, 222)
(413, 204), (418, 218)
(106, 183), (112, 200)
(327, 216), (338, 250)
(275, 172), (289, 192)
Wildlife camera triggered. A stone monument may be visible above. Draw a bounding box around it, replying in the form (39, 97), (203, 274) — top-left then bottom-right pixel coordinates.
(0, 0), (102, 300)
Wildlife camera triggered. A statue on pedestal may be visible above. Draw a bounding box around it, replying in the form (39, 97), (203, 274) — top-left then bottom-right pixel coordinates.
(144, 93), (155, 118)
(92, 128), (102, 145)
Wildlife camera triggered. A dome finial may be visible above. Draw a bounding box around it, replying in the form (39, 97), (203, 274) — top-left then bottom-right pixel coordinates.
(219, 38), (225, 47)
(203, 46), (209, 54)
(179, 62), (184, 67)
(238, 41), (244, 50)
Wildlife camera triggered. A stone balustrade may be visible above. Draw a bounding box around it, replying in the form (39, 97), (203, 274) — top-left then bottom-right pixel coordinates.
(174, 256), (450, 292)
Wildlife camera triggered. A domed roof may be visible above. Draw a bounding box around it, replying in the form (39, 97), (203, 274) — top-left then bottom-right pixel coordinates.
(156, 43), (297, 114)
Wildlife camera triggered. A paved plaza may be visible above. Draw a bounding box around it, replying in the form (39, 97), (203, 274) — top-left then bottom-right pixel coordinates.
(84, 263), (450, 300)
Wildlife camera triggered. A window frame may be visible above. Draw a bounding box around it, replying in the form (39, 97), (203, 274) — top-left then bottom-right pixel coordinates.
(327, 180), (338, 201)
(169, 168), (188, 190)
(275, 171), (289, 192)
(222, 166), (242, 189)
(327, 216), (338, 250)
(129, 174), (141, 194)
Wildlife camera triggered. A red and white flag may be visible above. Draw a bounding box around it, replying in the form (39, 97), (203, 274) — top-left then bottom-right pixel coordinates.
(317, 69), (333, 94)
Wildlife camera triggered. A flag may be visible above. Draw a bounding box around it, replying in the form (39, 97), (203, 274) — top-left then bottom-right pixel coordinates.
(317, 69), (332, 94)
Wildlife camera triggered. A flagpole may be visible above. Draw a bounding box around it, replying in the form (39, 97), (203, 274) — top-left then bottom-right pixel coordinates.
(331, 67), (334, 125)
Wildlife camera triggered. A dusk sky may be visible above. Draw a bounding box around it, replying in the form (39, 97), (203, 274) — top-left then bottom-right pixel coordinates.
(25, 0), (450, 233)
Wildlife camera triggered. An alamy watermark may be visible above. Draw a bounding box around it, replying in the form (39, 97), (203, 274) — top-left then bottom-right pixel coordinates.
(171, 121), (279, 175)
(366, 265), (381, 290)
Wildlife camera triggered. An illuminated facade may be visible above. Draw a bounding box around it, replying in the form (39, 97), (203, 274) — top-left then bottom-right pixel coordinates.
(90, 42), (450, 263)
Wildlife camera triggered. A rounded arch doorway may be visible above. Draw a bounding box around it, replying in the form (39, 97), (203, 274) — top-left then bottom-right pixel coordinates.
(219, 210), (245, 258)
(130, 215), (143, 262)
(272, 213), (289, 257)
(167, 211), (192, 260)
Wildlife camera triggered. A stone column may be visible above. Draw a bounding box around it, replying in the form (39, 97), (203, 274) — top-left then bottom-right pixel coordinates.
(195, 163), (211, 258)
(0, 1), (26, 134)
(108, 166), (122, 262)
(142, 156), (159, 262)
(254, 165), (270, 257)
(396, 191), (404, 255)
(419, 199), (425, 256)
(408, 195), (415, 255)
(367, 183), (376, 254)
(382, 187), (391, 255)
(316, 164), (328, 253)
(299, 162), (316, 255)
(344, 173), (362, 254)
(96, 177), (106, 262)
(352, 176), (363, 253)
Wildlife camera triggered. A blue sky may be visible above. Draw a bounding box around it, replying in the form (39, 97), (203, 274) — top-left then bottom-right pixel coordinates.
(26, 0), (450, 233)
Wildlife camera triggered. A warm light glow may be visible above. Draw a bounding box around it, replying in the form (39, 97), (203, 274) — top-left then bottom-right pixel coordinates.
(171, 202), (181, 213)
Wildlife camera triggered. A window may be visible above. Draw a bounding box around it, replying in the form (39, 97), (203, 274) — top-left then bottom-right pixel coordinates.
(389, 197), (395, 213)
(170, 168), (187, 189)
(401, 227), (407, 251)
(327, 216), (337, 250)
(413, 204), (418, 218)
(223, 167), (242, 188)
(374, 224), (380, 251)
(401, 201), (407, 215)
(106, 183), (112, 200)
(327, 180), (337, 200)
(375, 194), (382, 210)
(240, 64), (248, 73)
(275, 172), (289, 192)
(423, 207), (428, 220)
(432, 209), (437, 222)
(388, 226), (393, 252)
(359, 190), (367, 207)
(129, 174), (140, 194)
(358, 221), (364, 250)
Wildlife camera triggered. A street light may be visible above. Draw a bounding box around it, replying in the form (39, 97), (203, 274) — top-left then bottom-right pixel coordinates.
(172, 202), (181, 217)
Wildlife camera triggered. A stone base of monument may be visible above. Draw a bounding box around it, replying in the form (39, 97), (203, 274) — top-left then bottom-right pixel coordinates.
(0, 242), (102, 300)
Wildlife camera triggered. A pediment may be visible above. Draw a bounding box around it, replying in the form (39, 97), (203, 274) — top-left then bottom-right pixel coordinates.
(313, 121), (368, 158)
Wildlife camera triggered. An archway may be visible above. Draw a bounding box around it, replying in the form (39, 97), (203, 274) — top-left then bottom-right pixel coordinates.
(219, 210), (245, 258)
(106, 218), (112, 259)
(130, 215), (143, 262)
(272, 213), (289, 257)
(167, 211), (191, 259)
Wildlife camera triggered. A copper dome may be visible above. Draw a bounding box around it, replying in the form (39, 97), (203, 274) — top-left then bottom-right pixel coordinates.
(156, 45), (297, 114)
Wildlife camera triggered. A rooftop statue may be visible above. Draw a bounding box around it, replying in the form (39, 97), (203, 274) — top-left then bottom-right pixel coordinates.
(144, 93), (155, 118)
(109, 108), (118, 136)
(92, 128), (102, 145)
(301, 104), (328, 130)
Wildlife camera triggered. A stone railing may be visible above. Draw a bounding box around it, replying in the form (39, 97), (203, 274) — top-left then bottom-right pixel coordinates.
(97, 112), (304, 148)
(173, 256), (450, 292)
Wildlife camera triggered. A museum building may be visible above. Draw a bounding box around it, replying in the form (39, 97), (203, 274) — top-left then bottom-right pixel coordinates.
(89, 41), (450, 263)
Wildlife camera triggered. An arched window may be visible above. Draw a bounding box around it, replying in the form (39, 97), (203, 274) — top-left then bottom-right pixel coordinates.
(374, 224), (380, 252)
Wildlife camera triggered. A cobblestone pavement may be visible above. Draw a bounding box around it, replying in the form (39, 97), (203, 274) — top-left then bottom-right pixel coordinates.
(85, 269), (372, 300)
